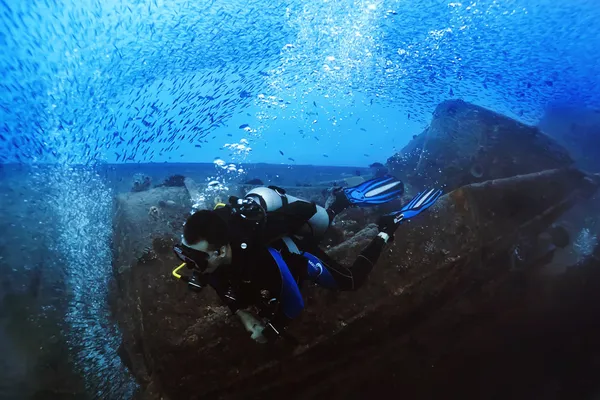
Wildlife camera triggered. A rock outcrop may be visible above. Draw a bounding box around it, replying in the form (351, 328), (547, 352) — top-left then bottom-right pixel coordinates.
(110, 101), (600, 399)
(113, 167), (597, 399)
(388, 100), (573, 191)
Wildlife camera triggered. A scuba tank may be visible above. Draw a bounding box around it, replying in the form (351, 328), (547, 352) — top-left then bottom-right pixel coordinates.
(244, 186), (331, 239)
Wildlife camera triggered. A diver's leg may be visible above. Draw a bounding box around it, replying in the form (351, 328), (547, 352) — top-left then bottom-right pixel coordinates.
(299, 237), (387, 291)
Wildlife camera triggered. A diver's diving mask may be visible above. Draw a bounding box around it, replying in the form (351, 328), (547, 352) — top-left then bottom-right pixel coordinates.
(173, 244), (210, 272)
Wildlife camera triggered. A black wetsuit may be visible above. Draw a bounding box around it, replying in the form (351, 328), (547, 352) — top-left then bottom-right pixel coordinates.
(203, 200), (387, 332)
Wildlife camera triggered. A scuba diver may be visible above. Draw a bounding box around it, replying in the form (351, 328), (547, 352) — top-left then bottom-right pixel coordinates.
(172, 175), (442, 344)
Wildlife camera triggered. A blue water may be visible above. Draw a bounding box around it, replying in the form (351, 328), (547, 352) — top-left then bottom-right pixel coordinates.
(1, 0), (600, 398)
(2, 0), (600, 166)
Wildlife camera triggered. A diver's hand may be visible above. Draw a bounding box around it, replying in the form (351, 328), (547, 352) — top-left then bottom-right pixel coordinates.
(378, 188), (443, 237)
(250, 326), (268, 344)
(236, 310), (268, 344)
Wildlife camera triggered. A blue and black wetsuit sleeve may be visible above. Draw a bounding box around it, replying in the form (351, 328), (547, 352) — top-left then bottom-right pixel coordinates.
(299, 235), (387, 291)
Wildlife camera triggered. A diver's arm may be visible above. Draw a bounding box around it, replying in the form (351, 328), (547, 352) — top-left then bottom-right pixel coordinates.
(235, 308), (292, 344)
(246, 269), (295, 343)
(206, 272), (247, 315)
(216, 289), (270, 343)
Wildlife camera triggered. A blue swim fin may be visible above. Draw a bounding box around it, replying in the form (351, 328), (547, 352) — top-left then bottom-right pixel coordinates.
(378, 188), (443, 236)
(387, 188), (443, 223)
(343, 175), (405, 206)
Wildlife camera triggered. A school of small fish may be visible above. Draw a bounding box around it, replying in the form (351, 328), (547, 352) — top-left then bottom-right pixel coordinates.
(1, 0), (598, 166)
(0, 0), (294, 165)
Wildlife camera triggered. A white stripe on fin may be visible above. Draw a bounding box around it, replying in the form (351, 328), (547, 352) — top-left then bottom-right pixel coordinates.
(364, 181), (402, 198)
(414, 188), (436, 208)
